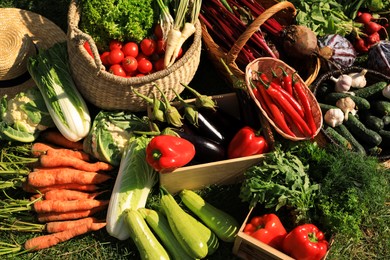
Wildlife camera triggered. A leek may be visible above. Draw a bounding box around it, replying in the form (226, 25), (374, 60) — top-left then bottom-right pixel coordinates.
(27, 42), (91, 142)
(106, 135), (158, 240)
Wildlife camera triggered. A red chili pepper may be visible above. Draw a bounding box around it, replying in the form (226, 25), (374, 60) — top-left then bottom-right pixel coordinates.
(293, 73), (317, 138)
(249, 80), (272, 117)
(279, 66), (293, 96)
(251, 79), (296, 137)
(271, 68), (282, 86)
(257, 77), (312, 137)
(146, 135), (195, 173)
(282, 224), (329, 260)
(243, 214), (287, 250)
(227, 126), (269, 159)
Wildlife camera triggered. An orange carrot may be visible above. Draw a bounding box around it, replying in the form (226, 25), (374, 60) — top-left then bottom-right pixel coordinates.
(31, 142), (59, 157)
(32, 142), (91, 161)
(23, 182), (100, 194)
(45, 217), (99, 233)
(43, 189), (107, 201)
(37, 205), (107, 223)
(39, 130), (84, 150)
(39, 154), (113, 172)
(33, 199), (109, 214)
(24, 221), (106, 251)
(27, 167), (111, 187)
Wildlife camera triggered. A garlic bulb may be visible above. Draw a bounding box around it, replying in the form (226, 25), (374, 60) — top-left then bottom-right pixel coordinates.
(330, 74), (353, 93)
(383, 84), (390, 99)
(324, 108), (344, 127)
(336, 97), (357, 121)
(348, 69), (367, 88)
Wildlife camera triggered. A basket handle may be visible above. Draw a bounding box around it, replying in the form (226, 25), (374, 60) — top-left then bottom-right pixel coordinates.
(226, 1), (296, 66)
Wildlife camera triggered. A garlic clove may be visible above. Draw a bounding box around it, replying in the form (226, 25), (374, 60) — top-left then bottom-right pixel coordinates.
(348, 69), (367, 89)
(324, 108), (344, 127)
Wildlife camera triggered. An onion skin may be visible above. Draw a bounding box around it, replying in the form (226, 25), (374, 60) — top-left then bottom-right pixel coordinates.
(283, 25), (318, 58)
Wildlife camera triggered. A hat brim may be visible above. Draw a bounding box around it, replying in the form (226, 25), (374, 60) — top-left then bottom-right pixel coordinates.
(0, 8), (67, 98)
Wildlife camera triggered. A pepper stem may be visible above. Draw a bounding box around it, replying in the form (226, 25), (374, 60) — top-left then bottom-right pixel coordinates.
(180, 83), (217, 111)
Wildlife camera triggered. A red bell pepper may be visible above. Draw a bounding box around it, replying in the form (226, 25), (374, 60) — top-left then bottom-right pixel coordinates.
(227, 126), (269, 159)
(146, 135), (195, 173)
(243, 213), (287, 250)
(282, 224), (328, 260)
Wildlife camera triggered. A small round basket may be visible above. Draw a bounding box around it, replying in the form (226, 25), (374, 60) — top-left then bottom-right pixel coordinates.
(245, 57), (323, 141)
(66, 0), (202, 111)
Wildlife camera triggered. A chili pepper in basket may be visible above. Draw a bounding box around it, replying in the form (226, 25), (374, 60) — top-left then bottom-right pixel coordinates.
(227, 126), (269, 159)
(243, 214), (287, 250)
(146, 135), (195, 173)
(271, 68), (282, 86)
(282, 224), (328, 260)
(279, 66), (293, 96)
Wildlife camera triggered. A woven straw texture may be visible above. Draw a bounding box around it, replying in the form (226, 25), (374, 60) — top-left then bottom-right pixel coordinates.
(0, 8), (67, 98)
(245, 57), (323, 141)
(67, 0), (202, 112)
(201, 0), (321, 87)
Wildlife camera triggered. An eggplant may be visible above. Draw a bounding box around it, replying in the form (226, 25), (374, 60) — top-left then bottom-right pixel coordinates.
(174, 126), (226, 164)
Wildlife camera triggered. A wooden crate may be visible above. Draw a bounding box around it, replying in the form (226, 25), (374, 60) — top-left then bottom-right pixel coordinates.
(156, 92), (273, 194)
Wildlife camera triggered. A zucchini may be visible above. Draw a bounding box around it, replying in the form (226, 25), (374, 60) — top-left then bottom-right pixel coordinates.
(123, 209), (170, 260)
(343, 114), (382, 147)
(325, 92), (371, 110)
(160, 187), (208, 259)
(334, 124), (366, 155)
(352, 81), (388, 99)
(323, 126), (353, 150)
(138, 208), (193, 260)
(180, 189), (240, 243)
(372, 101), (390, 117)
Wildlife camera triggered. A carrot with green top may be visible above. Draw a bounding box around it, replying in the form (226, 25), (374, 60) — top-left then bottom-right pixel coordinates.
(43, 189), (107, 201)
(45, 217), (100, 233)
(23, 182), (101, 194)
(37, 205), (107, 223)
(33, 199), (109, 214)
(39, 130), (84, 150)
(31, 142), (91, 161)
(39, 154), (113, 172)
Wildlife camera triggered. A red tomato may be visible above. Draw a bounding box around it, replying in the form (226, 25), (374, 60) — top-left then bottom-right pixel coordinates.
(109, 64), (126, 77)
(122, 56), (138, 73)
(156, 39), (166, 55)
(136, 53), (148, 62)
(154, 57), (165, 71)
(109, 40), (123, 50)
(100, 51), (111, 66)
(137, 59), (153, 74)
(176, 47), (183, 60)
(122, 42), (139, 57)
(108, 49), (124, 64)
(140, 38), (157, 56)
(83, 42), (93, 57)
(154, 24), (164, 40)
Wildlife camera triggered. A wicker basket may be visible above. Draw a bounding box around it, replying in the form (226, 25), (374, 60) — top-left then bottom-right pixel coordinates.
(245, 57), (323, 141)
(66, 0), (202, 111)
(201, 0), (321, 87)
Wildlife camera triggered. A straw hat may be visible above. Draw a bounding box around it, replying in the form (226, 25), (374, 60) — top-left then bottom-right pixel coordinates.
(0, 8), (67, 98)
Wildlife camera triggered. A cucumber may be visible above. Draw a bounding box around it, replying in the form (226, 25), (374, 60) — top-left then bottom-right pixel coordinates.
(343, 114), (382, 147)
(372, 101), (390, 117)
(352, 81), (388, 99)
(383, 115), (390, 126)
(138, 208), (193, 260)
(361, 113), (385, 132)
(325, 92), (371, 110)
(318, 103), (338, 114)
(123, 209), (170, 260)
(334, 124), (366, 155)
(378, 129), (390, 148)
(323, 126), (353, 150)
(179, 189), (240, 243)
(160, 187), (208, 259)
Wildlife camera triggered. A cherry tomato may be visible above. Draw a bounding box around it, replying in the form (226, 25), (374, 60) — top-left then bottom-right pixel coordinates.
(122, 42), (139, 57)
(137, 59), (153, 74)
(122, 56), (138, 73)
(154, 57), (165, 71)
(100, 51), (111, 66)
(140, 38), (157, 56)
(156, 39), (166, 55)
(83, 42), (93, 57)
(154, 24), (164, 40)
(109, 64), (126, 77)
(109, 40), (123, 50)
(108, 49), (124, 64)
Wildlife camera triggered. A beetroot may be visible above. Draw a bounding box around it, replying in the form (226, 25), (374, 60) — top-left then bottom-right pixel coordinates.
(318, 34), (357, 69)
(283, 25), (318, 58)
(367, 40), (390, 76)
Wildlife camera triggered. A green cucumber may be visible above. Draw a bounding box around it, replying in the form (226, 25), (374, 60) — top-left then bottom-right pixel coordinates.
(383, 115), (390, 126)
(160, 187), (208, 259)
(372, 101), (390, 117)
(334, 124), (366, 155)
(180, 189), (240, 243)
(138, 208), (193, 260)
(352, 81), (388, 99)
(361, 113), (385, 132)
(123, 209), (170, 260)
(323, 126), (353, 150)
(325, 92), (371, 110)
(378, 129), (390, 148)
(343, 114), (382, 147)
(318, 103), (338, 114)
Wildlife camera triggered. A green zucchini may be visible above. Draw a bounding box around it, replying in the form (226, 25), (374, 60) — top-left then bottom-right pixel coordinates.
(343, 114), (382, 147)
(180, 189), (240, 243)
(138, 208), (193, 260)
(334, 124), (366, 155)
(160, 187), (208, 259)
(372, 101), (390, 117)
(323, 126), (353, 150)
(325, 92), (371, 110)
(352, 81), (388, 99)
(123, 209), (170, 260)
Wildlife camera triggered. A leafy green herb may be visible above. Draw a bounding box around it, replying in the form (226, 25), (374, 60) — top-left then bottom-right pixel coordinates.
(239, 144), (319, 224)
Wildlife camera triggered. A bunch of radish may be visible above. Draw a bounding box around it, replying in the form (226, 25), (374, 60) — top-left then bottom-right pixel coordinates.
(353, 11), (389, 53)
